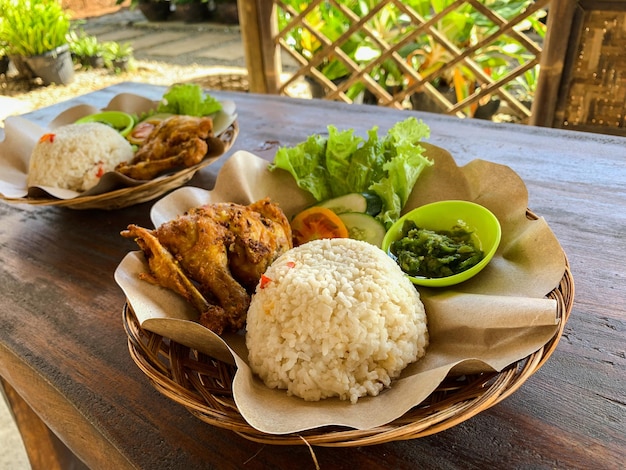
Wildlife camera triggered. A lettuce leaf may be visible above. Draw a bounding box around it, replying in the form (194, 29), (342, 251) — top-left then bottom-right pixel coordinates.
(270, 117), (432, 227)
(324, 126), (364, 196)
(156, 84), (222, 116)
(369, 141), (431, 227)
(368, 118), (432, 226)
(272, 134), (331, 201)
(346, 127), (386, 193)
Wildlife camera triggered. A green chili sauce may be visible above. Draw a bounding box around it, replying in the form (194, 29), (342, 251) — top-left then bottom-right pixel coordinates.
(390, 220), (484, 278)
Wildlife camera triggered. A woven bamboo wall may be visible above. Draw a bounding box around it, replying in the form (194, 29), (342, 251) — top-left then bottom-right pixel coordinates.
(555, 9), (626, 133)
(255, 0), (550, 120)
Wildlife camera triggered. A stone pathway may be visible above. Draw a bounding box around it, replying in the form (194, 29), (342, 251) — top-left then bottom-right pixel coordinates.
(80, 8), (246, 69)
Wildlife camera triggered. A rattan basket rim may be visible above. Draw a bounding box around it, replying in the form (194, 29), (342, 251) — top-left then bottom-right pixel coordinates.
(122, 211), (574, 446)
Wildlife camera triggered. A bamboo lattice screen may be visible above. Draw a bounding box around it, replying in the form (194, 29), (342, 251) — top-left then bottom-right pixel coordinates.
(239, 0), (550, 121)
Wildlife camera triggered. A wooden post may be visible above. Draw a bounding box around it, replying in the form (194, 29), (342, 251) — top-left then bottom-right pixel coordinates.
(237, 0), (281, 94)
(529, 0), (579, 127)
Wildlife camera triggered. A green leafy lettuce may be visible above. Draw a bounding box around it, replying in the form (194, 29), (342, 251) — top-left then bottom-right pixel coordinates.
(156, 83), (222, 116)
(270, 117), (432, 228)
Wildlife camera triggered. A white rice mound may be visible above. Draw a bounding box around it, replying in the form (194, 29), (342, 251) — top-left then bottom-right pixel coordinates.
(246, 238), (429, 404)
(27, 122), (134, 192)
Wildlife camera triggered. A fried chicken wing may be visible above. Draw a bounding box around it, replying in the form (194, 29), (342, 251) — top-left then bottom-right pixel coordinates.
(116, 115), (214, 180)
(122, 199), (292, 335)
(120, 224), (216, 319)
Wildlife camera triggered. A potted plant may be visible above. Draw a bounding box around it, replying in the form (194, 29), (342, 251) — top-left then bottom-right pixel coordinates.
(173, 0), (211, 23)
(68, 30), (106, 68)
(103, 41), (134, 73)
(119, 0), (172, 23)
(0, 0), (74, 85)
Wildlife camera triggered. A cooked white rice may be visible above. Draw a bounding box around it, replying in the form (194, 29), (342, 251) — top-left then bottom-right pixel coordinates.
(246, 238), (428, 404)
(27, 122), (134, 192)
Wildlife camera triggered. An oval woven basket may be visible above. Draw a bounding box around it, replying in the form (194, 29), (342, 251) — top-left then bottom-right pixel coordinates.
(122, 211), (574, 446)
(2, 122), (238, 210)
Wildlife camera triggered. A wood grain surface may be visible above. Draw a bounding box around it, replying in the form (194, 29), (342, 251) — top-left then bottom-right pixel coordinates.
(0, 83), (624, 469)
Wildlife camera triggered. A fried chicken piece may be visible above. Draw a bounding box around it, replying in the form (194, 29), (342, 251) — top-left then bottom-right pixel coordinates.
(154, 210), (250, 333)
(122, 199), (292, 335)
(204, 199), (292, 290)
(116, 115), (214, 180)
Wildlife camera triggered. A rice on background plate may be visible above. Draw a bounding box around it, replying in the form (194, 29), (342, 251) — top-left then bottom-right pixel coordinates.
(246, 238), (429, 404)
(27, 122), (134, 192)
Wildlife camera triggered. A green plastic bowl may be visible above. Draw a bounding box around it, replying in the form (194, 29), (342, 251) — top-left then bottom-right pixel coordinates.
(75, 111), (134, 137)
(381, 200), (502, 287)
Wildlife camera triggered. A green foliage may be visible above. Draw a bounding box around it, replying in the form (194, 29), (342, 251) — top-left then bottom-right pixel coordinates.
(0, 0), (72, 56)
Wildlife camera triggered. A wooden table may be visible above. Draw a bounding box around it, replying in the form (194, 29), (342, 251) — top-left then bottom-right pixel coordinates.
(0, 83), (624, 469)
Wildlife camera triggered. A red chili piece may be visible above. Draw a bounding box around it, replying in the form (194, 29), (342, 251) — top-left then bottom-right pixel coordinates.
(259, 274), (272, 289)
(39, 133), (55, 143)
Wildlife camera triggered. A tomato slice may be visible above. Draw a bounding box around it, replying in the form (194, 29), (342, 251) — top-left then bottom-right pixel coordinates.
(290, 206), (349, 246)
(127, 121), (156, 145)
(127, 114), (173, 145)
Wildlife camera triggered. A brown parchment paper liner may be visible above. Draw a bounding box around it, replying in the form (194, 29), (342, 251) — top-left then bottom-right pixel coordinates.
(114, 147), (566, 434)
(0, 93), (237, 201)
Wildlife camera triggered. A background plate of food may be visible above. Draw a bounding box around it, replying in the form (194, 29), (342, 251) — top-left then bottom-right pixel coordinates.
(115, 126), (574, 442)
(0, 84), (238, 210)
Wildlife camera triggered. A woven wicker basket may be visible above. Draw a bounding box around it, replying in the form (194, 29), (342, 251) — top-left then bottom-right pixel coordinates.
(188, 72), (249, 93)
(122, 211), (574, 446)
(1, 122), (238, 210)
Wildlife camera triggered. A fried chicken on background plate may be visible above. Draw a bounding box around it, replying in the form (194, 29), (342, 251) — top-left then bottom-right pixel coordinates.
(122, 198), (292, 334)
(116, 115), (223, 180)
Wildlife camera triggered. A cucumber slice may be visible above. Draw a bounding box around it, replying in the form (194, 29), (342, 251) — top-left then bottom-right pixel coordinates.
(338, 212), (387, 247)
(362, 191), (383, 216)
(317, 193), (367, 214)
(317, 192), (382, 216)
